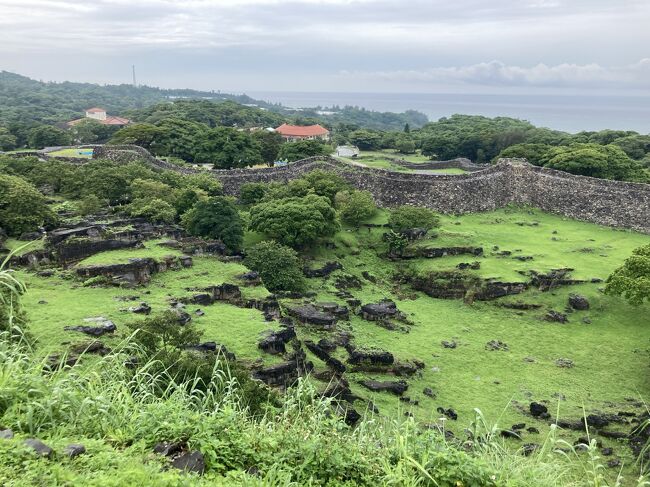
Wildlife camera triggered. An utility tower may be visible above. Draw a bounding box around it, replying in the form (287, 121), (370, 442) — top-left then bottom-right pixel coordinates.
(132, 65), (137, 87)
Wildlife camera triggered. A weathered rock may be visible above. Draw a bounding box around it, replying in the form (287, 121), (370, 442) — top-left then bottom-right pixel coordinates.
(76, 258), (158, 286)
(555, 358), (574, 368)
(303, 261), (342, 278)
(359, 299), (405, 322)
(544, 310), (568, 323)
(129, 302), (151, 315)
(412, 246), (483, 259)
(360, 379), (408, 395)
(24, 438), (53, 458)
(601, 447), (614, 456)
(522, 443), (540, 456)
(70, 340), (111, 356)
(499, 302), (542, 310)
(171, 451), (205, 475)
(607, 459), (622, 468)
(287, 304), (337, 328)
(530, 402), (548, 417)
(185, 342), (235, 360)
(203, 283), (243, 304)
(348, 349), (394, 367)
(305, 340), (346, 373)
(500, 429), (522, 440)
(441, 340), (457, 349)
(64, 318), (116, 336)
(528, 268), (586, 291)
(64, 444), (86, 458)
(568, 294), (590, 310)
(258, 327), (296, 355)
(436, 407), (458, 420)
(55, 238), (141, 264)
(179, 255), (193, 268)
(485, 340), (509, 351)
(0, 429), (14, 439)
(392, 361), (424, 377)
(423, 387), (436, 398)
(154, 441), (184, 457)
(456, 261), (481, 270)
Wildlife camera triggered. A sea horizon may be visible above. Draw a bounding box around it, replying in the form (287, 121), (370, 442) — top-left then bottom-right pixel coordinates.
(247, 91), (650, 134)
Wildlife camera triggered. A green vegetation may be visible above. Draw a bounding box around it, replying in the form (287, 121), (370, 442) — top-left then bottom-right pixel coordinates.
(606, 243), (650, 305)
(0, 174), (57, 236)
(388, 205), (441, 233)
(182, 197), (244, 252)
(335, 189), (377, 227)
(244, 241), (305, 293)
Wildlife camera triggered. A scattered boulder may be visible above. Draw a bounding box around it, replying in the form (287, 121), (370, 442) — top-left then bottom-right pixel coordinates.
(441, 340), (457, 349)
(413, 246), (483, 259)
(172, 309), (192, 325)
(436, 407), (458, 420)
(568, 294), (590, 310)
(305, 340), (346, 373)
(24, 438), (53, 458)
(485, 340), (509, 352)
(401, 228), (428, 241)
(359, 299), (406, 323)
(456, 262), (480, 270)
(128, 302), (151, 315)
(423, 387), (436, 398)
(530, 402), (548, 418)
(607, 459), (622, 469)
(287, 304), (337, 329)
(70, 340), (111, 356)
(154, 441), (184, 457)
(522, 443), (540, 456)
(500, 429), (522, 440)
(64, 317), (116, 336)
(601, 447), (614, 456)
(64, 444), (86, 458)
(314, 302), (349, 320)
(555, 358), (575, 368)
(527, 427), (540, 434)
(348, 349), (394, 367)
(0, 429), (14, 439)
(359, 379), (408, 395)
(544, 310), (568, 323)
(304, 261), (342, 278)
(258, 327), (296, 355)
(528, 268), (585, 291)
(171, 451), (206, 475)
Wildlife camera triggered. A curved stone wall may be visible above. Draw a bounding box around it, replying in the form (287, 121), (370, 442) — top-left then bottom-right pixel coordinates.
(88, 145), (650, 234)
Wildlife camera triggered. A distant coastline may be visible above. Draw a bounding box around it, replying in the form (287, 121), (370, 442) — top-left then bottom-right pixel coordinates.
(248, 91), (650, 134)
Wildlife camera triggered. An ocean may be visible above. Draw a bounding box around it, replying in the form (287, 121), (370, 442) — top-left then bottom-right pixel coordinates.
(247, 91), (650, 134)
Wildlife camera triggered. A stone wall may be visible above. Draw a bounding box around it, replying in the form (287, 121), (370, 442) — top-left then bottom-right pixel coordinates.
(87, 146), (650, 233)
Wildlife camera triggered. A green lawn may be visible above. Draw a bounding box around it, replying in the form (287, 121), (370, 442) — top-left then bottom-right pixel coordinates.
(48, 148), (93, 158)
(16, 206), (650, 473)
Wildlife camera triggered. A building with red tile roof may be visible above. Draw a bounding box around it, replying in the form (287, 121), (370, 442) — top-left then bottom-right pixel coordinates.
(275, 123), (330, 141)
(67, 107), (130, 127)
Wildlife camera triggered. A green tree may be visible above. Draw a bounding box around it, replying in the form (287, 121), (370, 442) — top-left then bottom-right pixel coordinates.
(128, 198), (177, 223)
(196, 127), (263, 168)
(253, 130), (283, 166)
(249, 194), (338, 248)
(109, 123), (164, 149)
(70, 119), (116, 144)
(396, 138), (416, 155)
(27, 125), (71, 148)
(244, 241), (305, 292)
(545, 144), (641, 181)
(239, 182), (269, 205)
(388, 205), (440, 233)
(497, 143), (554, 166)
(77, 194), (105, 216)
(0, 127), (17, 151)
(278, 139), (332, 162)
(182, 197), (244, 251)
(130, 178), (176, 204)
(299, 169), (350, 203)
(0, 174), (56, 235)
(335, 190), (377, 227)
(153, 118), (209, 162)
(348, 129), (383, 151)
(605, 244), (650, 305)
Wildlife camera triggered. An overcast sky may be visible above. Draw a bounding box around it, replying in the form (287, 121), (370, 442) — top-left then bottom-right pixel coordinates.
(1, 0), (649, 95)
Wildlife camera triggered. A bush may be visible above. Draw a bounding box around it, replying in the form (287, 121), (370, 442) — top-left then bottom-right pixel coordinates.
(605, 243), (650, 305)
(244, 241), (305, 292)
(249, 194), (338, 248)
(239, 182), (269, 205)
(128, 198), (177, 223)
(0, 174), (56, 236)
(77, 194), (105, 216)
(335, 190), (377, 227)
(299, 169), (350, 203)
(278, 139), (332, 162)
(27, 125), (71, 148)
(388, 205), (440, 233)
(182, 197), (244, 252)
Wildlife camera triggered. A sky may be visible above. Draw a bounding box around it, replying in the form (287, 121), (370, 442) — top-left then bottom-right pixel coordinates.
(0, 0), (649, 95)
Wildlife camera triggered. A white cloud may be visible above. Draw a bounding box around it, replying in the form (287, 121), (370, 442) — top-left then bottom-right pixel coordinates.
(339, 59), (650, 89)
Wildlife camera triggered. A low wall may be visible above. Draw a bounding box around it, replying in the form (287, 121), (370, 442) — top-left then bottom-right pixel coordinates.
(84, 145), (650, 234)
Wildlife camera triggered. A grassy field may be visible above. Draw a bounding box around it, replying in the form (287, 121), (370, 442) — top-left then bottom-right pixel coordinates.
(15, 206), (650, 479)
(338, 149), (469, 174)
(47, 148), (93, 158)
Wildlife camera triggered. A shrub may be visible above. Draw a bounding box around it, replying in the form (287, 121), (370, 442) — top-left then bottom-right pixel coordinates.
(182, 197), (244, 252)
(249, 194), (338, 248)
(335, 189), (377, 227)
(244, 240), (305, 292)
(388, 205), (440, 233)
(278, 139), (331, 162)
(77, 194), (105, 216)
(605, 243), (650, 305)
(0, 174), (57, 236)
(239, 182), (269, 205)
(128, 198), (177, 223)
